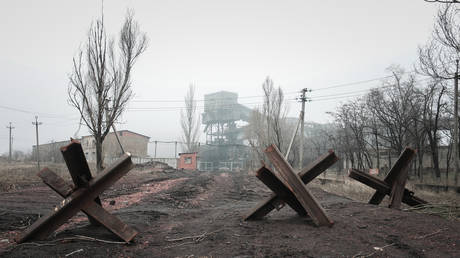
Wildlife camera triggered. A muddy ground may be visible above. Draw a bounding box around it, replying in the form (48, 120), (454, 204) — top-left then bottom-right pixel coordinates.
(0, 166), (459, 257)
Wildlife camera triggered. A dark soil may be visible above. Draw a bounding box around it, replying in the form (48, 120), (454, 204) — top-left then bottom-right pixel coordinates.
(0, 167), (459, 257)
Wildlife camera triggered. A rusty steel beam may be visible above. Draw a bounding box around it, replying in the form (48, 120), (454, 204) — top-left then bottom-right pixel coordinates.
(37, 168), (137, 242)
(244, 192), (282, 221)
(39, 168), (73, 198)
(255, 166), (308, 217)
(348, 169), (388, 193)
(61, 140), (103, 225)
(61, 140), (95, 188)
(389, 164), (410, 209)
(16, 153), (134, 243)
(265, 145), (333, 227)
(369, 147), (416, 205)
(402, 191), (427, 206)
(244, 150), (338, 220)
(298, 150), (339, 184)
(348, 168), (427, 207)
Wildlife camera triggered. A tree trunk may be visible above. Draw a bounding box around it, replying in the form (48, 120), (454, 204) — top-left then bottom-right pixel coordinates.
(446, 143), (452, 186)
(349, 152), (355, 169)
(457, 139), (460, 186)
(388, 149), (392, 175)
(375, 131), (380, 170)
(96, 136), (104, 173)
(431, 146), (441, 178)
(418, 151), (423, 182)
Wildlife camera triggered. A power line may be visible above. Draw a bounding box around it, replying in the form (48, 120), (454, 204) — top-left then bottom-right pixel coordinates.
(128, 100), (300, 112)
(130, 72), (435, 111)
(311, 75), (394, 91)
(44, 120), (82, 127)
(132, 91), (300, 103)
(128, 80), (416, 112)
(310, 76), (438, 102)
(310, 69), (422, 92)
(311, 93), (366, 102)
(128, 100), (276, 111)
(310, 88), (387, 99)
(311, 61), (459, 93)
(0, 104), (77, 119)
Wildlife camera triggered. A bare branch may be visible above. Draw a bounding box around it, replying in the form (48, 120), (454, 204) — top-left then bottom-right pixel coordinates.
(417, 3), (460, 79)
(68, 9), (148, 171)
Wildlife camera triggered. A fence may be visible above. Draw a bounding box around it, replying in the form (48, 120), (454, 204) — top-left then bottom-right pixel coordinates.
(198, 161), (245, 171)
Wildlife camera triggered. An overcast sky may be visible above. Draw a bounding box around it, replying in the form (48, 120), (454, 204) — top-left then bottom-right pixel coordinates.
(0, 0), (441, 157)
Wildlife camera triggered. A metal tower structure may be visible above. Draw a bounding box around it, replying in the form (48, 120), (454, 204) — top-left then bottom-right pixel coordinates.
(202, 91), (251, 145)
(200, 91), (252, 170)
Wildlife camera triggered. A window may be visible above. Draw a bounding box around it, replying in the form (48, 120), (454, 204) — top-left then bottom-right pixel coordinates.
(184, 157), (192, 164)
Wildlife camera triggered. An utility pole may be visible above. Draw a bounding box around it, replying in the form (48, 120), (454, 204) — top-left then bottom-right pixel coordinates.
(455, 59), (459, 186)
(298, 88), (309, 169)
(154, 140), (158, 158)
(6, 122), (14, 163)
(285, 112), (302, 160)
(105, 99), (125, 155)
(32, 116), (42, 170)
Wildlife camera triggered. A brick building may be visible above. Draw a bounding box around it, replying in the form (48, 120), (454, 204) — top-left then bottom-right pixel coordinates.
(177, 152), (198, 170)
(31, 139), (70, 163)
(33, 130), (150, 164)
(81, 130), (150, 163)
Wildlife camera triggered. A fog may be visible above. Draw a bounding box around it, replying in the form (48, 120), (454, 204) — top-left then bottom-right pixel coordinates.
(0, 0), (437, 157)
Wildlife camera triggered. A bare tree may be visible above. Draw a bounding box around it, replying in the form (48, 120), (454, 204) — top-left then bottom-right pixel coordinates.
(181, 84), (201, 153)
(334, 99), (373, 170)
(269, 87), (288, 153)
(367, 66), (420, 154)
(420, 80), (448, 178)
(68, 10), (148, 171)
(331, 66), (426, 175)
(246, 77), (289, 162)
(246, 107), (268, 161)
(418, 3), (459, 183)
(262, 77), (274, 145)
(424, 1), (459, 4)
(418, 3), (459, 79)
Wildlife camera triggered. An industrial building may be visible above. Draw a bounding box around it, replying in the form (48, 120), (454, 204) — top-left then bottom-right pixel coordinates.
(199, 91), (252, 171)
(32, 130), (150, 164)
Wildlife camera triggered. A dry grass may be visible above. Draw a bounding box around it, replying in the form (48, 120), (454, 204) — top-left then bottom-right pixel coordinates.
(0, 161), (98, 192)
(402, 204), (460, 220)
(311, 173), (375, 203)
(409, 172), (457, 187)
(312, 172), (459, 221)
(312, 172), (459, 207)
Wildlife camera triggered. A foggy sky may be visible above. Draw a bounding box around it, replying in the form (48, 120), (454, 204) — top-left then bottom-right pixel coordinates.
(0, 0), (439, 157)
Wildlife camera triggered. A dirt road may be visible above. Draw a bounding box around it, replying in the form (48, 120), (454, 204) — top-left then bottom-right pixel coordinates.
(0, 168), (459, 257)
